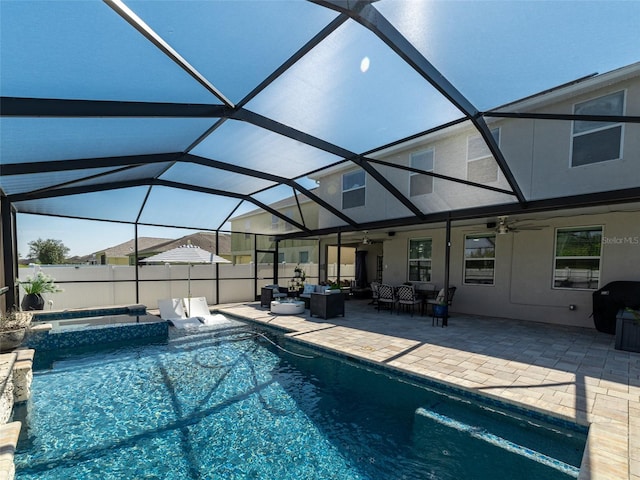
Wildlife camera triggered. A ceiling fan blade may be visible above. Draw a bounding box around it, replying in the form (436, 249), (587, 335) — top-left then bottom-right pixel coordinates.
(511, 223), (548, 230)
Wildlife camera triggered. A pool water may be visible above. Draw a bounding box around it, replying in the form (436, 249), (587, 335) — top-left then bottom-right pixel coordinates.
(14, 321), (586, 479)
(34, 313), (163, 331)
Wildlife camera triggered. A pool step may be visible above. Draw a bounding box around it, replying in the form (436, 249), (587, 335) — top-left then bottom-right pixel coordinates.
(12, 350), (34, 404)
(0, 421), (21, 480)
(414, 407), (579, 478)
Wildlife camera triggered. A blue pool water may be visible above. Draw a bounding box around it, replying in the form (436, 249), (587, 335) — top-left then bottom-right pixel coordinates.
(14, 320), (586, 479)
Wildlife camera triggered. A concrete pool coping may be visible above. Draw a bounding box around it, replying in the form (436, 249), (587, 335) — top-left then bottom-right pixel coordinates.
(213, 299), (640, 480)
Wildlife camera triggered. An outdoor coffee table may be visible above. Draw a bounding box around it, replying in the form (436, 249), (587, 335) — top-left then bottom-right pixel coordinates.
(270, 299), (305, 315)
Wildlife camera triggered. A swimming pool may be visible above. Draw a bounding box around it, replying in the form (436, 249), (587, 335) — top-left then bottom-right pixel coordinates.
(14, 319), (586, 479)
(27, 306), (168, 351)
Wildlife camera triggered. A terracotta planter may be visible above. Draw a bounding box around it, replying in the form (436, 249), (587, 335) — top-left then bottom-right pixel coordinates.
(21, 293), (45, 311)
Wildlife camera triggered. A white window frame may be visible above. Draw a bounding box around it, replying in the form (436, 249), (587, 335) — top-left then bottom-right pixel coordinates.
(409, 148), (434, 197)
(466, 128), (500, 184)
(408, 238), (432, 282)
(342, 170), (366, 209)
(570, 90), (625, 168)
(553, 226), (603, 290)
(463, 234), (496, 285)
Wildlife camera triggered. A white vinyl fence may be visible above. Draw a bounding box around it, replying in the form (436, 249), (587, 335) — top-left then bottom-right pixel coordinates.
(17, 263), (355, 310)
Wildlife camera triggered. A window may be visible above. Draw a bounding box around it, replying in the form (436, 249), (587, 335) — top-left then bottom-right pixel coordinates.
(376, 255), (383, 283)
(410, 149), (434, 196)
(271, 214), (279, 231)
(464, 234), (496, 285)
(408, 238), (432, 281)
(554, 227), (602, 289)
(342, 170), (365, 209)
(285, 208), (294, 232)
(572, 91), (624, 167)
(299, 251), (309, 264)
(278, 252), (285, 263)
(467, 128), (499, 183)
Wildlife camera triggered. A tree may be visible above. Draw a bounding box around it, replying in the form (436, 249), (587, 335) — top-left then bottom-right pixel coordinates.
(28, 238), (70, 264)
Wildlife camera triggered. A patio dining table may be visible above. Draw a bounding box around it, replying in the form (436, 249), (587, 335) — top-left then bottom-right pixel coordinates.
(412, 285), (438, 316)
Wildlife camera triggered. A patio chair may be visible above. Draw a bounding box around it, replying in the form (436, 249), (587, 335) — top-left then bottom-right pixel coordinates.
(157, 298), (202, 329)
(396, 284), (421, 317)
(369, 282), (380, 305)
(260, 285), (287, 307)
(183, 297), (228, 325)
(377, 284), (396, 313)
(426, 286), (457, 324)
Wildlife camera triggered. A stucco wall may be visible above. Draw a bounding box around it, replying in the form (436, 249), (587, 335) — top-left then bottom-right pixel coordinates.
(502, 77), (640, 201)
(316, 71), (639, 230)
(378, 210), (639, 328)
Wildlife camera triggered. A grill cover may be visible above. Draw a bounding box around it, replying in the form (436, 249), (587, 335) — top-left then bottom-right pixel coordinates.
(592, 281), (640, 334)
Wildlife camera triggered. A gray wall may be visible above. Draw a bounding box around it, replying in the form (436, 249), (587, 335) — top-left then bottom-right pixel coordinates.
(379, 209), (639, 328)
(317, 68), (640, 228)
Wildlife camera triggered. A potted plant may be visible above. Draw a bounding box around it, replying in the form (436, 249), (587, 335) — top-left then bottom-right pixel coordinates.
(0, 308), (33, 353)
(432, 300), (448, 318)
(293, 265), (306, 282)
(18, 271), (63, 311)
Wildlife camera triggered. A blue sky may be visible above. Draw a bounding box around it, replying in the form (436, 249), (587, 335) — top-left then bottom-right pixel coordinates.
(17, 214), (189, 258)
(4, 1), (640, 259)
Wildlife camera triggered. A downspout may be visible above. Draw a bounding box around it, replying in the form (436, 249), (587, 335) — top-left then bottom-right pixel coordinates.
(274, 239), (279, 284)
(253, 234), (258, 301)
(215, 230), (220, 305)
(336, 230), (342, 284)
(444, 215), (452, 327)
(1, 196), (17, 309)
(134, 223), (139, 304)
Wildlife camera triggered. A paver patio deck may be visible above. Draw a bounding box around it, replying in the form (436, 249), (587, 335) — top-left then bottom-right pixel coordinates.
(215, 298), (640, 480)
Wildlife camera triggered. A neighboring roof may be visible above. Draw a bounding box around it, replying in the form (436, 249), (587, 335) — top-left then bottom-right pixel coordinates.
(1, 1), (639, 238)
(137, 232), (231, 256)
(95, 237), (173, 258)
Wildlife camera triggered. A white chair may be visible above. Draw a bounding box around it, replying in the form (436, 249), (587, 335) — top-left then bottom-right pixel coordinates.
(183, 297), (228, 325)
(157, 298), (202, 329)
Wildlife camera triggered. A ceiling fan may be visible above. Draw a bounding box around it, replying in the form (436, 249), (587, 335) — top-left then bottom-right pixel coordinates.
(493, 216), (544, 234)
(361, 231), (382, 245)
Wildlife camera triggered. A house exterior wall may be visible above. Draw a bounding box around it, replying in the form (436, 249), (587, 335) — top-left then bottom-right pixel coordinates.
(306, 67), (640, 328)
(377, 209), (639, 328)
(317, 66), (639, 229)
(230, 200), (320, 263)
(502, 75), (640, 201)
